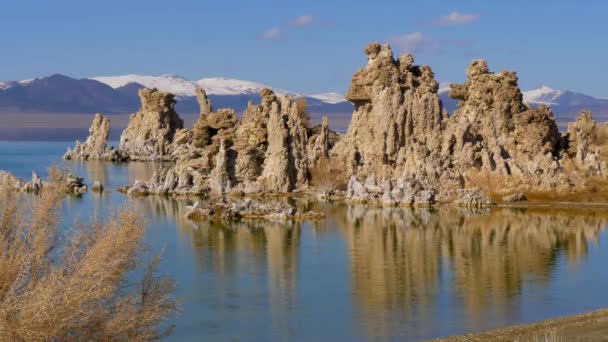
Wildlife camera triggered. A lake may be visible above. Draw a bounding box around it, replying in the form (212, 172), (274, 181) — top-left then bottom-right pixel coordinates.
(2, 140), (608, 341)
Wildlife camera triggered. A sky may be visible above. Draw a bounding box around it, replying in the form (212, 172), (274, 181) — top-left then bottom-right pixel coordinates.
(1, 0), (607, 96)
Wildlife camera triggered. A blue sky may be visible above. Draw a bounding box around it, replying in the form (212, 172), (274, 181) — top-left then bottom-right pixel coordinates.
(1, 0), (607, 96)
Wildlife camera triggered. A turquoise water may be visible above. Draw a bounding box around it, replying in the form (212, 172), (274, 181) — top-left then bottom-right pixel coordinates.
(2, 141), (608, 341)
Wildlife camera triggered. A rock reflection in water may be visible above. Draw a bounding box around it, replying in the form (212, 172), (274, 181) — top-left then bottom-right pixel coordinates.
(126, 193), (608, 340)
(337, 205), (608, 339)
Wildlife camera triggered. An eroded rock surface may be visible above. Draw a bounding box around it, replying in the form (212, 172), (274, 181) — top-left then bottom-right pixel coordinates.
(64, 114), (123, 161)
(336, 42), (608, 205)
(71, 42), (608, 207)
(0, 170), (87, 195)
(0, 171), (43, 193)
(184, 198), (324, 222)
(126, 88), (330, 196)
(119, 88), (184, 161)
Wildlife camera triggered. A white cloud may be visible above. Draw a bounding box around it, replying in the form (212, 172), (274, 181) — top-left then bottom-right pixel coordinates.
(434, 11), (480, 26)
(261, 15), (319, 40)
(388, 32), (439, 54)
(290, 15), (314, 26)
(260, 27), (281, 40)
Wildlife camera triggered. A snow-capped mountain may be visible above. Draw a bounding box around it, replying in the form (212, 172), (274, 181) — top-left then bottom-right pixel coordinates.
(2, 72), (606, 126)
(91, 74), (312, 98)
(91, 74), (346, 102)
(0, 79), (34, 90)
(196, 77), (289, 96)
(92, 74), (197, 97)
(0, 74), (352, 117)
(307, 92), (346, 104)
(523, 85), (564, 105)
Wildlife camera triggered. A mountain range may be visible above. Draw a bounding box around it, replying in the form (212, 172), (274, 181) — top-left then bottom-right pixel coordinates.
(0, 74), (352, 116)
(1, 74), (607, 140)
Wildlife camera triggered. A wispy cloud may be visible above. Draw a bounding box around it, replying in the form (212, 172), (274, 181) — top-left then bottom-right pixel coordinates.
(388, 32), (439, 55)
(260, 27), (281, 40)
(260, 15), (317, 40)
(290, 15), (314, 26)
(434, 11), (480, 26)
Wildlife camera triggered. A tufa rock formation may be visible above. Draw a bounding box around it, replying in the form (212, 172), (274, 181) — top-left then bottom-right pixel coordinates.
(121, 88), (338, 196)
(0, 171), (43, 193)
(64, 114), (123, 161)
(118, 88), (184, 161)
(0, 170), (87, 195)
(73, 42), (608, 206)
(338, 43), (608, 205)
(184, 198), (324, 222)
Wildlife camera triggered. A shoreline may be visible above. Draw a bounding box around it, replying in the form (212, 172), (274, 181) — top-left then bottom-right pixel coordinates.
(432, 308), (608, 341)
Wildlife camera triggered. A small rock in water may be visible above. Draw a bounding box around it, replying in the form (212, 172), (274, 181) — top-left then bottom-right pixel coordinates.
(92, 181), (104, 193)
(457, 188), (495, 208)
(502, 193), (527, 203)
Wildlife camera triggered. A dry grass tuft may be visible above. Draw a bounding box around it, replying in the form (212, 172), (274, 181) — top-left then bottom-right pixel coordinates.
(310, 156), (348, 191)
(0, 171), (176, 341)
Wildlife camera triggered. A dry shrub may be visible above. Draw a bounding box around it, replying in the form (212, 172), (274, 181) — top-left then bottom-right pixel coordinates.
(0, 172), (176, 341)
(295, 97), (312, 129)
(593, 123), (608, 145)
(310, 156), (348, 191)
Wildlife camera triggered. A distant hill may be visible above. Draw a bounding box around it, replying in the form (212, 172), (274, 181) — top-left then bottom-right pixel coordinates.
(0, 74), (353, 117)
(2, 74), (607, 140)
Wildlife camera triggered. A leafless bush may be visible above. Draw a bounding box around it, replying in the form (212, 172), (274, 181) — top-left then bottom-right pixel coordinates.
(0, 170), (176, 341)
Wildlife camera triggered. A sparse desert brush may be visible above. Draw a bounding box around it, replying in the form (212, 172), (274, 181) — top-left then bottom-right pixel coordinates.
(310, 156), (348, 192)
(295, 97), (312, 129)
(0, 173), (176, 341)
(463, 170), (530, 198)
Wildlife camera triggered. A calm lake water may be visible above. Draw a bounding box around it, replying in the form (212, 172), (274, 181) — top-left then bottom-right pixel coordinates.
(2, 140), (608, 341)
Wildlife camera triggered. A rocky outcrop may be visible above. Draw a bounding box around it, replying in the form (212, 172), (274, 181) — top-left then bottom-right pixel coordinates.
(64, 114), (123, 161)
(118, 88), (184, 161)
(0, 171), (86, 195)
(126, 88), (322, 196)
(0, 171), (43, 193)
(65, 173), (87, 195)
(257, 95), (309, 192)
(72, 42), (608, 206)
(566, 110), (608, 175)
(335, 42), (608, 205)
(307, 116), (332, 169)
(444, 60), (562, 188)
(184, 198), (324, 222)
(333, 43), (446, 182)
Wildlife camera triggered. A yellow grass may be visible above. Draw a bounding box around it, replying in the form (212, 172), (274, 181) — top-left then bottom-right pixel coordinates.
(0, 168), (176, 341)
(465, 169), (608, 203)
